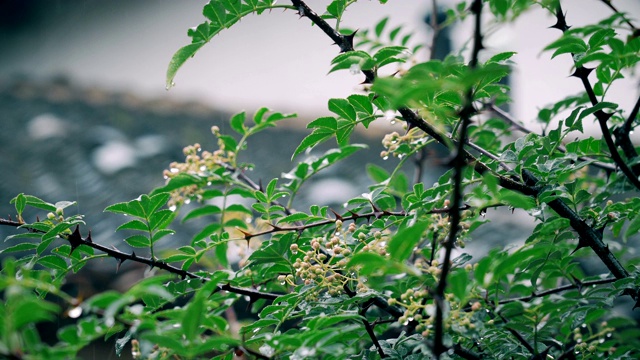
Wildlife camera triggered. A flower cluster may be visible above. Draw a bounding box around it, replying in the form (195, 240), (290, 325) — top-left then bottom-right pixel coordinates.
(387, 262), (482, 337)
(162, 126), (236, 207)
(380, 128), (430, 160)
(287, 220), (360, 296)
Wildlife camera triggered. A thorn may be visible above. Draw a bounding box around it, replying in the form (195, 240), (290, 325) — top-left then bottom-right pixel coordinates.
(267, 223), (282, 231)
(36, 215), (40, 222)
(86, 230), (93, 243)
(258, 179), (264, 192)
(570, 66), (593, 79)
(340, 30), (357, 53)
(131, 251), (137, 258)
(68, 225), (83, 254)
(347, 210), (360, 219)
(570, 237), (589, 255)
(116, 258), (124, 273)
(570, 274), (583, 292)
(330, 208), (343, 221)
(550, 4), (570, 32)
(596, 111), (614, 122)
(296, 5), (306, 18)
(470, 0), (482, 14)
(237, 228), (254, 241)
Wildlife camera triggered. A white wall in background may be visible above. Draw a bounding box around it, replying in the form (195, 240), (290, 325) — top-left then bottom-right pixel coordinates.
(1, 1), (638, 126)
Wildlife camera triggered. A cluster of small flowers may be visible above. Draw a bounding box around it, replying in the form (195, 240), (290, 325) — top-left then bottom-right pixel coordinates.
(162, 126), (236, 207)
(426, 200), (474, 249)
(288, 220), (359, 295)
(358, 229), (388, 257)
(285, 220), (383, 296)
(379, 128), (428, 160)
(46, 207), (66, 223)
(572, 322), (616, 356)
(388, 262), (481, 337)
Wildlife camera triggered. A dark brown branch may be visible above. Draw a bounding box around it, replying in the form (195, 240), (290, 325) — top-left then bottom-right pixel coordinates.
(359, 300), (387, 358)
(453, 343), (483, 360)
(614, 94), (640, 174)
(551, 4), (640, 190)
(0, 219), (281, 301)
(521, 170), (630, 280)
(434, 1), (483, 357)
(574, 67), (640, 190)
(497, 277), (616, 305)
(239, 206), (468, 241)
(598, 0), (638, 32)
(290, 0), (348, 51)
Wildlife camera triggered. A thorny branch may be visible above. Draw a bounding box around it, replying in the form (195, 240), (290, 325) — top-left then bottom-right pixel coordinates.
(614, 94), (640, 175)
(286, 0), (639, 355)
(0, 219), (281, 301)
(552, 3), (640, 191)
(433, 0), (483, 357)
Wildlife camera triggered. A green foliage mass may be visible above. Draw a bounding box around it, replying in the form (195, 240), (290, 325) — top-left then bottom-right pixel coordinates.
(2, 0), (640, 359)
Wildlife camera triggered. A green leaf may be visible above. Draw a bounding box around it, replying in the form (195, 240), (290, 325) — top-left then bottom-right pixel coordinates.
(14, 193), (26, 217)
(277, 212), (310, 224)
(374, 17), (389, 38)
(117, 219), (149, 232)
(12, 298), (59, 329)
(347, 94), (374, 115)
(498, 189), (536, 210)
(182, 205), (222, 223)
(193, 223), (222, 243)
(125, 235), (151, 248)
(367, 164), (390, 183)
(624, 216), (640, 241)
(166, 42), (206, 89)
(11, 195), (56, 212)
(42, 222), (74, 243)
(144, 192), (171, 215)
(347, 252), (388, 275)
(388, 221), (429, 262)
(151, 173), (204, 195)
(152, 229), (175, 243)
(328, 98), (357, 122)
(183, 293), (205, 340)
(486, 51), (517, 63)
(308, 116), (338, 131)
(579, 102), (618, 120)
(292, 129), (333, 159)
(149, 209), (175, 230)
(38, 255), (68, 271)
(448, 268), (469, 301)
(0, 242), (37, 254)
(105, 201), (145, 218)
(230, 111), (246, 134)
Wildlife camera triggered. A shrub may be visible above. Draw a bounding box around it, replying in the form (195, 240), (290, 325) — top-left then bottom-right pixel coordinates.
(2, 0), (640, 359)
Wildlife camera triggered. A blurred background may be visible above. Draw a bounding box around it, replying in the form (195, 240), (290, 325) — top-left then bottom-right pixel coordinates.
(0, 0), (639, 357)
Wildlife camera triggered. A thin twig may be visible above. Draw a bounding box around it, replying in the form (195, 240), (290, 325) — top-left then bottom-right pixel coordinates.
(497, 277), (616, 305)
(598, 0), (637, 31)
(488, 104), (616, 172)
